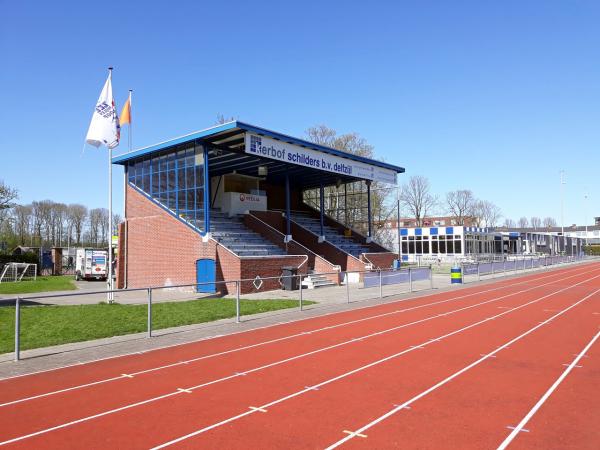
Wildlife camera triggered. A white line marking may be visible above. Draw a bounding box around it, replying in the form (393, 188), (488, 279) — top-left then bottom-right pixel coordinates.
(177, 388), (192, 394)
(561, 364), (582, 368)
(480, 354), (497, 358)
(249, 406), (267, 413)
(4, 267), (591, 409)
(497, 329), (600, 450)
(324, 288), (600, 450)
(121, 374), (133, 378)
(305, 386), (319, 391)
(506, 426), (529, 432)
(3, 262), (589, 385)
(343, 430), (367, 438)
(148, 282), (600, 450)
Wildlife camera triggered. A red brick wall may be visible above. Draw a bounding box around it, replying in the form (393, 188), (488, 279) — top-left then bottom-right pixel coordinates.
(124, 185), (314, 294)
(361, 252), (398, 269)
(124, 186), (207, 288)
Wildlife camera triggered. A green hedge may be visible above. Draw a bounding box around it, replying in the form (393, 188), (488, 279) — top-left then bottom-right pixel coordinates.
(0, 253), (40, 266)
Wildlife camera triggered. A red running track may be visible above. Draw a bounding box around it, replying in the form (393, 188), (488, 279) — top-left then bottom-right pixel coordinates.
(0, 262), (598, 449)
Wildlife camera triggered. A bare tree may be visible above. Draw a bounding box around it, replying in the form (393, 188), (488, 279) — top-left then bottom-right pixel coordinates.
(518, 217), (529, 228)
(67, 204), (88, 245)
(112, 213), (123, 235)
(446, 190), (475, 225)
(399, 176), (437, 226)
(12, 205), (32, 245)
(215, 114), (236, 125)
(504, 218), (516, 228)
(530, 217), (541, 229)
(543, 217), (557, 228)
(304, 125), (394, 240)
(472, 200), (502, 227)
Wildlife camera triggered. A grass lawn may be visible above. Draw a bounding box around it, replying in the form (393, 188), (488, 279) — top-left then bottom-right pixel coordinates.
(0, 276), (76, 295)
(0, 298), (314, 354)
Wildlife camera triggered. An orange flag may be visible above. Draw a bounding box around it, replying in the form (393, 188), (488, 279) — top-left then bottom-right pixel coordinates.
(120, 91), (132, 125)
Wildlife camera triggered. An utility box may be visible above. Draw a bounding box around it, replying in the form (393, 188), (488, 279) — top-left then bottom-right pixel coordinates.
(281, 266), (299, 290)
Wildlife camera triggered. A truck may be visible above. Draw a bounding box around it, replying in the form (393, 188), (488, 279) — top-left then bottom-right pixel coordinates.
(75, 248), (108, 281)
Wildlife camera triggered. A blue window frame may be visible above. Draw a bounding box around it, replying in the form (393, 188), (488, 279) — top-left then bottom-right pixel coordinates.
(127, 143), (205, 231)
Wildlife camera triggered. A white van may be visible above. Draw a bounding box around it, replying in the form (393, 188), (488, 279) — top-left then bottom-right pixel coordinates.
(75, 248), (108, 281)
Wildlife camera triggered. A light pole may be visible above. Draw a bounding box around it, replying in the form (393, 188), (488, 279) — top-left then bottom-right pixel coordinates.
(560, 170), (566, 254)
(584, 189), (589, 248)
(396, 183), (401, 262)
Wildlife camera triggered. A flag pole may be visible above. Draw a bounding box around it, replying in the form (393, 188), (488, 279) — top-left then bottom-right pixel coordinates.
(128, 90), (133, 152)
(107, 67), (114, 303)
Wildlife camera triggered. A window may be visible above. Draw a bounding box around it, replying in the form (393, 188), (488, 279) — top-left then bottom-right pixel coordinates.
(127, 143), (205, 231)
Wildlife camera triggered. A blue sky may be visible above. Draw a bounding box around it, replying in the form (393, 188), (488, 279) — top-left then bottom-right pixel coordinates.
(1, 0), (598, 225)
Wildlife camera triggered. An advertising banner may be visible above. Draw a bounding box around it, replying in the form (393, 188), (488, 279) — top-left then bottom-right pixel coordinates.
(245, 133), (397, 184)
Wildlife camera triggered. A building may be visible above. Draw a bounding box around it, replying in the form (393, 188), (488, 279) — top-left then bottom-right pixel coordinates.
(112, 121), (405, 293)
(396, 225), (586, 263)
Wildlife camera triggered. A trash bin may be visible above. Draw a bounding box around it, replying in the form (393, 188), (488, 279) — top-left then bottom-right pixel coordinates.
(451, 266), (463, 284)
(281, 266), (299, 290)
(393, 259), (401, 270)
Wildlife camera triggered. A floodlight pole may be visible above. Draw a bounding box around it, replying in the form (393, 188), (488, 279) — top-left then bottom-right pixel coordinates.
(560, 170), (565, 254)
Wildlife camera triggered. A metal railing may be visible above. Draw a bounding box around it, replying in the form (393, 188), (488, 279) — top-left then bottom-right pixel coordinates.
(461, 255), (584, 283)
(6, 255), (588, 362)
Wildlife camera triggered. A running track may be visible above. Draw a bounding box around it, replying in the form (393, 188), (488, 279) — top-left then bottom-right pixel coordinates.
(0, 262), (598, 449)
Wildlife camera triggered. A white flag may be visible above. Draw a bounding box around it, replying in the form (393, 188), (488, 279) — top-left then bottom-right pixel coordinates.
(86, 70), (120, 149)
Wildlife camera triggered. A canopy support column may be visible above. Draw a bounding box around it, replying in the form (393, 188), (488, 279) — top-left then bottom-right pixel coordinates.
(202, 144), (211, 241)
(285, 172), (292, 243)
(366, 180), (373, 243)
(319, 182), (325, 243)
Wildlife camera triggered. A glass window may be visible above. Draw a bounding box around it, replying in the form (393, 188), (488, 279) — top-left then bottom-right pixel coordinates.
(416, 242), (422, 254)
(423, 241), (430, 253)
(402, 242), (408, 254)
(439, 240), (446, 253)
(455, 240), (462, 254)
(447, 240), (454, 254)
(432, 241), (438, 253)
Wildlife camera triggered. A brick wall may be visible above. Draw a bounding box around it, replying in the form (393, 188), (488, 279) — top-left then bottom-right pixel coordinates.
(123, 186), (207, 288)
(361, 252), (398, 270)
(123, 185), (314, 294)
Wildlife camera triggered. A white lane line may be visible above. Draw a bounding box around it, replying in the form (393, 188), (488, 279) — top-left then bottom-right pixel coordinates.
(324, 288), (600, 450)
(1, 272), (597, 449)
(497, 329), (600, 450)
(343, 430), (367, 438)
(177, 388), (192, 394)
(3, 262), (589, 389)
(148, 280), (600, 450)
(4, 267), (588, 409)
(121, 374), (134, 378)
(506, 426), (529, 432)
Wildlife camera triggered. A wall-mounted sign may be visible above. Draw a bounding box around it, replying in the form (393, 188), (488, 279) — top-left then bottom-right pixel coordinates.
(244, 133), (397, 184)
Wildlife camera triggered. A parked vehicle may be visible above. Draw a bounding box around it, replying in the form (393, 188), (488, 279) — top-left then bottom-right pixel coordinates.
(75, 248), (108, 281)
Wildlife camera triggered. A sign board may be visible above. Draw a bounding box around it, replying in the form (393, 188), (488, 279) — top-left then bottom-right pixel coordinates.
(222, 192), (267, 217)
(245, 133), (397, 184)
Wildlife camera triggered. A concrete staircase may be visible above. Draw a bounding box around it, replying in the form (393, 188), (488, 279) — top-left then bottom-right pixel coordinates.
(187, 210), (288, 257)
(301, 272), (337, 289)
(291, 212), (372, 258)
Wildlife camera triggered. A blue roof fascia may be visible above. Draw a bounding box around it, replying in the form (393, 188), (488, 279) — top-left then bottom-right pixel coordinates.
(112, 120), (406, 174)
(112, 121), (239, 165)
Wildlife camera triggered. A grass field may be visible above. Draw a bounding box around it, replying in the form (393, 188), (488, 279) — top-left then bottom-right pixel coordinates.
(0, 298), (314, 354)
(0, 276), (76, 295)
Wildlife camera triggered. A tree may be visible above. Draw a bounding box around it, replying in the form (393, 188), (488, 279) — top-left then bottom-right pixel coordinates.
(112, 213), (123, 235)
(543, 217), (557, 228)
(518, 217), (529, 228)
(304, 125), (393, 239)
(446, 190), (475, 225)
(12, 205), (32, 246)
(0, 180), (18, 231)
(503, 218), (516, 228)
(399, 176), (437, 227)
(472, 200), (502, 227)
(0, 180), (18, 211)
(530, 217), (541, 229)
(67, 204), (88, 245)
(215, 114), (235, 125)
